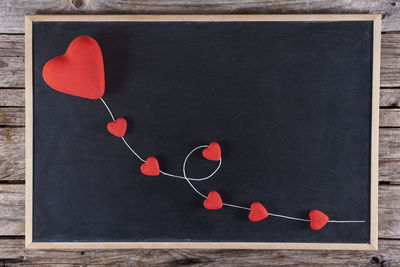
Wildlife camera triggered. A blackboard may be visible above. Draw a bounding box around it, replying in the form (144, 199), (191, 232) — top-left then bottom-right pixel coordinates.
(25, 15), (380, 250)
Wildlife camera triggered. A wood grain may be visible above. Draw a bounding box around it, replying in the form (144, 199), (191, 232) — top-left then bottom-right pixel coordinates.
(0, 237), (398, 266)
(0, 89), (24, 106)
(380, 89), (400, 107)
(380, 109), (400, 127)
(0, 185), (24, 236)
(379, 128), (400, 184)
(380, 128), (400, 159)
(0, 128), (24, 181)
(0, 35), (23, 88)
(381, 33), (400, 87)
(0, 35), (24, 56)
(0, 56), (24, 88)
(1, 0), (400, 33)
(0, 35), (24, 88)
(379, 158), (400, 184)
(0, 108), (24, 126)
(379, 185), (400, 239)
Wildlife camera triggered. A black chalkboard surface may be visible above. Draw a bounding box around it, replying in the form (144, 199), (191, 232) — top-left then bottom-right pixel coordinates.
(25, 15), (380, 250)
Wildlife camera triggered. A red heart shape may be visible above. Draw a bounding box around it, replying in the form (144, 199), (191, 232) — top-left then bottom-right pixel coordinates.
(203, 191), (223, 210)
(248, 202), (269, 222)
(309, 210), (329, 230)
(42, 36), (105, 99)
(202, 142), (221, 161)
(140, 157), (160, 176)
(107, 118), (127, 137)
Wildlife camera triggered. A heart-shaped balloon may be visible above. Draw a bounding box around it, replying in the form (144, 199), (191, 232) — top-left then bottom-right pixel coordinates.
(203, 191), (223, 210)
(42, 36), (105, 99)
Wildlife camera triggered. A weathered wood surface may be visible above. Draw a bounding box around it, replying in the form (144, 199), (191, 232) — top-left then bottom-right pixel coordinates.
(0, 90), (24, 106)
(1, 7), (400, 266)
(1, 0), (400, 34)
(0, 56), (24, 88)
(379, 185), (400, 239)
(0, 239), (398, 266)
(0, 238), (397, 266)
(0, 185), (24, 236)
(381, 89), (400, 107)
(0, 128), (24, 181)
(2, 33), (400, 88)
(0, 35), (24, 88)
(382, 34), (400, 87)
(381, 109), (400, 127)
(0, 35), (24, 56)
(0, 108), (24, 126)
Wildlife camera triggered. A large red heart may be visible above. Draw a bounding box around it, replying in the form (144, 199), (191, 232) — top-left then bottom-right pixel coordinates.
(42, 36), (105, 99)
(309, 210), (329, 230)
(107, 118), (127, 137)
(203, 191), (223, 210)
(202, 142), (221, 161)
(140, 157), (160, 176)
(248, 202), (269, 222)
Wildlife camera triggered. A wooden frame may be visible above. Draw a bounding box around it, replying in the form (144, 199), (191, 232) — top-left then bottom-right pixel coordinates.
(25, 14), (380, 250)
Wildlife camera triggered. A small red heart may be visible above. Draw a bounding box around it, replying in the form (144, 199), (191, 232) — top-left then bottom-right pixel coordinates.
(107, 118), (127, 137)
(140, 157), (160, 176)
(248, 202), (269, 222)
(42, 36), (105, 99)
(203, 191), (223, 210)
(309, 210), (329, 230)
(202, 142), (221, 161)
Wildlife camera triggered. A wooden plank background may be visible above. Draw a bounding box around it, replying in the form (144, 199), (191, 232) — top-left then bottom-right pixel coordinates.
(0, 0), (400, 265)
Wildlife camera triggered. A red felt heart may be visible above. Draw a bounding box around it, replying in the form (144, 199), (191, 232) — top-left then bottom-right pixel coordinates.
(42, 36), (105, 99)
(202, 142), (221, 161)
(309, 210), (329, 230)
(107, 118), (127, 137)
(203, 191), (223, 210)
(140, 157), (160, 176)
(248, 202), (269, 222)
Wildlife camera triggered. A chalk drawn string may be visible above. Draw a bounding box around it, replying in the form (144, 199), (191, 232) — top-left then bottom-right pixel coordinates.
(99, 97), (365, 224)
